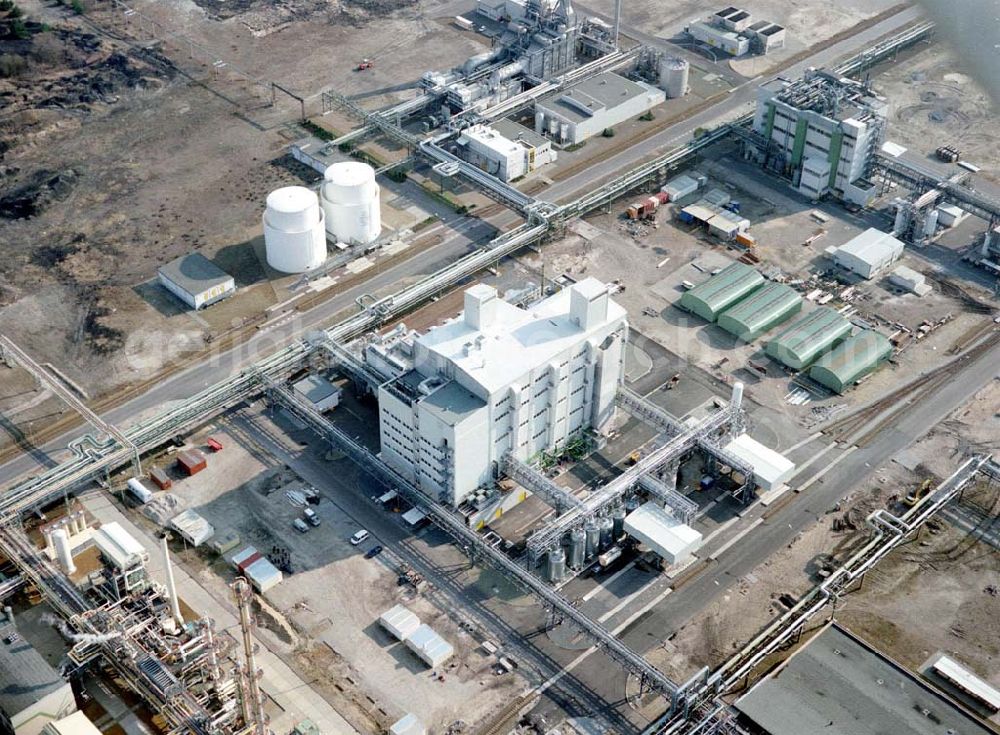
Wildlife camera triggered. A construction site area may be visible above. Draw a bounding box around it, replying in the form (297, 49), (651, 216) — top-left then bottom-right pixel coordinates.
(0, 0), (998, 734)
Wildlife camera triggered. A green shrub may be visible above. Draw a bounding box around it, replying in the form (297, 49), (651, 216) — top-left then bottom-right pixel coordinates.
(11, 18), (30, 39)
(639, 111), (655, 122)
(0, 53), (27, 76)
(601, 127), (615, 138)
(70, 0), (83, 14)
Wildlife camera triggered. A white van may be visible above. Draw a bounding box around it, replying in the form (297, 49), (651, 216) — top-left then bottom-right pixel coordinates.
(350, 529), (370, 546)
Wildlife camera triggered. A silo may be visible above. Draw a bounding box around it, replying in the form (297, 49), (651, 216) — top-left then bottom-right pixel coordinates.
(923, 209), (939, 237)
(598, 516), (614, 550)
(660, 57), (690, 98)
(612, 506), (627, 539)
(52, 528), (76, 575)
(320, 162), (382, 245)
(546, 547), (567, 583)
(568, 528), (586, 568)
(585, 522), (601, 558)
(263, 186), (328, 273)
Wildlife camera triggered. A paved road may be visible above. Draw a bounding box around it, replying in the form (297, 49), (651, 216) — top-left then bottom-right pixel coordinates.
(0, 5), (927, 491)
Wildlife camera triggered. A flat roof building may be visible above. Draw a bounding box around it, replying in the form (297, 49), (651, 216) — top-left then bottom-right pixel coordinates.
(623, 501), (703, 565)
(826, 228), (905, 279)
(378, 279), (628, 506)
(765, 306), (852, 370)
(723, 433), (795, 491)
(680, 262), (764, 322)
(717, 282), (802, 343)
(809, 329), (892, 393)
(292, 374), (341, 412)
(0, 613), (77, 735)
(157, 253), (235, 310)
(735, 623), (996, 735)
(535, 71), (665, 145)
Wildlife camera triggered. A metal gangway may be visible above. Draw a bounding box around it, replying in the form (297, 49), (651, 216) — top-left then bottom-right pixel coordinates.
(502, 454), (584, 514)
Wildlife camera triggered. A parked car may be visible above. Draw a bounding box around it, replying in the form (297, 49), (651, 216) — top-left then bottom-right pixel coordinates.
(303, 508), (321, 527)
(365, 545), (384, 559)
(293, 519), (310, 534)
(350, 529), (370, 546)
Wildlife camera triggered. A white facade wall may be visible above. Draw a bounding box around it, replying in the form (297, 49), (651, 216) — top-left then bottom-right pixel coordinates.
(9, 684), (77, 735)
(157, 272), (235, 310)
(378, 280), (627, 506)
(462, 126), (527, 182)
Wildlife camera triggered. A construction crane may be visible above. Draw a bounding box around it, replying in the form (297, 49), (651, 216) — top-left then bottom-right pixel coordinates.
(232, 579), (270, 735)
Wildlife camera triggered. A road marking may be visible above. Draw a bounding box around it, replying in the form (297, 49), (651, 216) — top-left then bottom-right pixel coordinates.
(789, 441), (838, 480)
(783, 431), (823, 454)
(796, 446), (858, 493)
(698, 515), (740, 546)
(709, 518), (763, 560)
(597, 578), (662, 623)
(581, 561), (636, 602)
(612, 587), (673, 633)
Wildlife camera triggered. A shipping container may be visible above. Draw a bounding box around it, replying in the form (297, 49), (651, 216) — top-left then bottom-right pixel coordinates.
(176, 449), (207, 475)
(735, 232), (756, 248)
(677, 210), (695, 224)
(205, 437), (223, 452)
(149, 467), (172, 491)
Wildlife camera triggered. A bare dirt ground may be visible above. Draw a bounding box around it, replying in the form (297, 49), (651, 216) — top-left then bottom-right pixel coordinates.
(0, 0), (484, 400)
(877, 42), (1000, 184)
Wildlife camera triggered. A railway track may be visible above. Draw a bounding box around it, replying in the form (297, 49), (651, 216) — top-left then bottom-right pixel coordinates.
(821, 326), (1000, 446)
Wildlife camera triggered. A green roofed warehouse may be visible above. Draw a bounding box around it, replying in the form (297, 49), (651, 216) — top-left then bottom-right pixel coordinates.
(680, 262), (764, 321)
(765, 307), (852, 370)
(809, 330), (892, 393)
(716, 282), (802, 343)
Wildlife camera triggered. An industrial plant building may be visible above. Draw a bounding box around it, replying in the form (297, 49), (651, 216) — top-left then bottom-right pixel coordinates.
(377, 279), (628, 506)
(459, 120), (556, 182)
(716, 282), (802, 343)
(685, 7), (786, 57)
(734, 624), (996, 735)
(534, 71), (666, 145)
(809, 330), (893, 393)
(765, 307), (852, 370)
(747, 71), (887, 204)
(680, 263), (765, 321)
(0, 610), (77, 735)
(157, 253), (235, 310)
(826, 228), (905, 280)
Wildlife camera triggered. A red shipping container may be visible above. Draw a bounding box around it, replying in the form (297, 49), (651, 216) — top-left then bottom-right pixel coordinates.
(176, 449), (207, 476)
(149, 467), (172, 491)
(206, 437), (223, 452)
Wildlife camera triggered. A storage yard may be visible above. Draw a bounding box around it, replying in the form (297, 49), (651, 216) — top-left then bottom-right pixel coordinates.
(0, 1), (997, 735)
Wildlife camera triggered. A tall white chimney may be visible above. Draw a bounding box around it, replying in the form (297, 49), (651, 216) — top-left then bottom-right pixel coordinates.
(52, 529), (76, 575)
(731, 381), (744, 413)
(162, 537), (184, 627)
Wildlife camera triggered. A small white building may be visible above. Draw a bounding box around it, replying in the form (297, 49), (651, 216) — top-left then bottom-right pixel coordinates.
(0, 612), (77, 735)
(292, 374), (341, 412)
(889, 265), (932, 296)
(826, 228), (905, 279)
(379, 605), (422, 641)
(170, 509), (215, 547)
(459, 124), (528, 182)
(157, 253), (235, 310)
(723, 433), (795, 492)
(624, 501), (703, 566)
(42, 712), (102, 735)
(378, 279), (628, 506)
(535, 71), (666, 145)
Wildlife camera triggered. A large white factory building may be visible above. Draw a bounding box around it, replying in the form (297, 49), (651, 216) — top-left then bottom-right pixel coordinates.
(376, 279), (628, 506)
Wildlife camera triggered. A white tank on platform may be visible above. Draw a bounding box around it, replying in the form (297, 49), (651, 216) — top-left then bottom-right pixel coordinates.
(660, 56), (690, 98)
(263, 186), (328, 273)
(320, 162), (381, 245)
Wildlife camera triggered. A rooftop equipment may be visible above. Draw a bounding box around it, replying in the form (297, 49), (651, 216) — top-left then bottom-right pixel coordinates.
(263, 186), (328, 274)
(320, 162), (381, 245)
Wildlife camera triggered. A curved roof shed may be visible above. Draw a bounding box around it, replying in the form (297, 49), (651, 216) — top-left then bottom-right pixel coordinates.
(765, 307), (852, 370)
(717, 282), (802, 343)
(679, 262), (764, 322)
(809, 330), (892, 393)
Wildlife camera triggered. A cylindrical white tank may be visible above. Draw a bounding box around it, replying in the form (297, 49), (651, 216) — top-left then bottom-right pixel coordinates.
(893, 202), (908, 236)
(731, 381), (744, 412)
(535, 111), (546, 135)
(263, 186), (328, 274)
(320, 162), (381, 245)
(53, 529), (76, 575)
(660, 57), (690, 98)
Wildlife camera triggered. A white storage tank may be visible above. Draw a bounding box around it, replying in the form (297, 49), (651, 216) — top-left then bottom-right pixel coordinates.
(320, 162), (381, 245)
(660, 57), (690, 98)
(263, 186), (328, 273)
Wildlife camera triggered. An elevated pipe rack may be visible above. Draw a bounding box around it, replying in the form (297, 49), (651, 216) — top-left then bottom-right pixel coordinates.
(501, 454), (584, 514)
